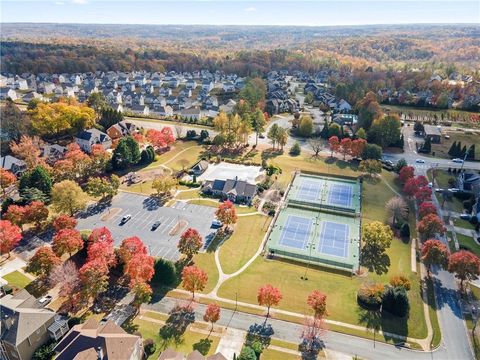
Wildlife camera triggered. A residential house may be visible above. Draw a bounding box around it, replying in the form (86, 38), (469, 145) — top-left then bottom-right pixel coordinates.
(134, 75), (146, 86)
(54, 318), (143, 360)
(14, 78), (29, 90)
(0, 88), (18, 101)
(41, 144), (67, 163)
(22, 91), (44, 103)
(332, 114), (358, 126)
(181, 108), (201, 122)
(152, 105), (173, 117)
(158, 349), (227, 360)
(131, 104), (150, 116)
(186, 79), (197, 90)
(75, 129), (112, 153)
(203, 96), (218, 110)
(202, 178), (257, 205)
(0, 155), (27, 176)
(179, 88), (192, 98)
(41, 82), (56, 94)
(201, 80), (214, 92)
(159, 87), (172, 97)
(0, 289), (69, 360)
(168, 78), (180, 88)
(191, 160), (209, 176)
(219, 99), (236, 114)
(151, 76), (163, 87)
(222, 81), (236, 92)
(106, 121), (138, 139)
(337, 99), (352, 112)
(423, 125), (442, 143)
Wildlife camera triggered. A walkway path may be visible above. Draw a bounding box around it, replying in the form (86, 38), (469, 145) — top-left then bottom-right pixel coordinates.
(215, 328), (245, 359)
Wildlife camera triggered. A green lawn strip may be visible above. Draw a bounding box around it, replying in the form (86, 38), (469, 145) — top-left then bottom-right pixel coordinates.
(187, 198), (258, 215)
(445, 232), (457, 253)
(193, 252), (219, 294)
(261, 348), (300, 360)
(268, 338), (301, 352)
(425, 277), (442, 349)
(122, 180), (155, 195)
(128, 116), (213, 130)
(454, 218), (476, 231)
(143, 311), (169, 322)
(465, 314), (480, 360)
(3, 270), (32, 289)
(269, 154), (359, 187)
(133, 318), (220, 359)
(218, 215), (272, 274)
(456, 233), (480, 257)
(176, 189), (202, 200)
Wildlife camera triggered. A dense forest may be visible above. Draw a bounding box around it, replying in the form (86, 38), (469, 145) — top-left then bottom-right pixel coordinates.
(1, 23), (479, 75)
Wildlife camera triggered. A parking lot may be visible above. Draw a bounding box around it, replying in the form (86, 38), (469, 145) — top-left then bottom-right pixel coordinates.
(76, 192), (217, 261)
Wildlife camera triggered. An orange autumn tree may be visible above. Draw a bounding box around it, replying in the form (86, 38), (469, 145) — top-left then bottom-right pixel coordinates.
(203, 303), (221, 331)
(181, 265), (208, 299)
(52, 228), (83, 257)
(0, 220), (22, 257)
(215, 200), (237, 230)
(0, 169), (16, 196)
(178, 228), (203, 260)
(257, 284), (282, 317)
(307, 290), (328, 319)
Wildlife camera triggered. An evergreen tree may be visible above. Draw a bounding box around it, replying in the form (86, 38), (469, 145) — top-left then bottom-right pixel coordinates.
(19, 166), (52, 197)
(460, 145), (467, 158)
(112, 136), (140, 170)
(422, 137), (431, 153)
(454, 141), (462, 157)
(320, 120), (329, 139)
(448, 141), (457, 157)
(467, 144), (475, 160)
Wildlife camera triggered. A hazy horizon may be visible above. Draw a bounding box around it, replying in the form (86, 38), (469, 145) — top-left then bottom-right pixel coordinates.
(1, 1), (479, 26)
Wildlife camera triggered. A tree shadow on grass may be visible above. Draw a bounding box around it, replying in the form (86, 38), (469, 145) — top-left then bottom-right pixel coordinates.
(358, 305), (409, 343)
(246, 322), (274, 348)
(193, 338), (213, 355)
(360, 247), (390, 275)
(158, 304), (195, 351)
(261, 149), (283, 160)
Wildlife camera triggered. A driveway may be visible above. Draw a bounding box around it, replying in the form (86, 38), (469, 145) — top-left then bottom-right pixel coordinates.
(76, 192), (217, 261)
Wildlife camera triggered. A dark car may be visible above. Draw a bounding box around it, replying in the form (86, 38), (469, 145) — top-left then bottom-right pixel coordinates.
(151, 221), (161, 231)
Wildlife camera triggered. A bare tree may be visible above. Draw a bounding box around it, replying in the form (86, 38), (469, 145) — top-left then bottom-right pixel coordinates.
(174, 125), (184, 139)
(385, 196), (408, 227)
(49, 260), (80, 297)
(300, 316), (327, 355)
(308, 138), (323, 158)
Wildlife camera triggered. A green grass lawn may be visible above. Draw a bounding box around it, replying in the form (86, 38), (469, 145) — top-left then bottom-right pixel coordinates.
(147, 141), (203, 170)
(425, 278), (442, 349)
(218, 215), (272, 274)
(456, 233), (480, 257)
(133, 318), (220, 359)
(192, 251), (219, 294)
(430, 131), (480, 160)
(186, 198), (258, 215)
(176, 189), (202, 200)
(261, 348), (300, 360)
(217, 173), (428, 340)
(453, 218), (476, 231)
(3, 271), (32, 289)
(269, 154), (359, 187)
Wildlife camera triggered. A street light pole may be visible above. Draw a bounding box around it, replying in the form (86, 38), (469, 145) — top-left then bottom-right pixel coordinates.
(460, 145), (473, 173)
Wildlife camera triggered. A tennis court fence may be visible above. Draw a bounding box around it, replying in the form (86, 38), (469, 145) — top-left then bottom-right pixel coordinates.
(287, 199), (357, 217)
(267, 248), (355, 272)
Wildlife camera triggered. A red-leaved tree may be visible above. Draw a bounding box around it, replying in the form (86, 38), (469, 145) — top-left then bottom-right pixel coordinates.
(340, 138), (352, 160)
(418, 202), (437, 220)
(146, 127), (175, 149)
(307, 290), (328, 319)
(178, 228), (203, 260)
(448, 250), (480, 291)
(421, 239), (449, 276)
(215, 200), (237, 229)
(257, 284), (282, 317)
(0, 220), (22, 257)
(5, 204), (27, 229)
(79, 260), (109, 302)
(415, 175), (429, 188)
(350, 139), (367, 159)
(403, 177), (418, 197)
(119, 236), (148, 265)
(399, 166), (415, 183)
(87, 239), (116, 269)
(24, 201), (49, 228)
(52, 228), (83, 257)
(328, 136), (340, 157)
(124, 253), (155, 288)
(417, 214), (446, 239)
(414, 186), (432, 203)
(88, 226), (113, 245)
(203, 303), (221, 331)
(181, 265), (208, 299)
(53, 214), (78, 231)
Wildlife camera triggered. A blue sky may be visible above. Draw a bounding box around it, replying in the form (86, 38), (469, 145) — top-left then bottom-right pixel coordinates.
(1, 1), (479, 26)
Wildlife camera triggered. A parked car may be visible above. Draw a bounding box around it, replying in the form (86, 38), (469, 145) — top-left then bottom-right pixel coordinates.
(120, 214), (132, 224)
(38, 295), (52, 306)
(448, 188), (460, 193)
(151, 221), (161, 231)
(212, 219), (223, 228)
(428, 182), (433, 188)
(452, 158), (464, 163)
(460, 214), (471, 220)
(415, 159), (425, 164)
(434, 188), (443, 193)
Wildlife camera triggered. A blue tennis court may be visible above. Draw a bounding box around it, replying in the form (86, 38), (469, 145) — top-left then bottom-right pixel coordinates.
(296, 179), (322, 202)
(317, 221), (349, 258)
(278, 215), (313, 250)
(328, 184), (353, 207)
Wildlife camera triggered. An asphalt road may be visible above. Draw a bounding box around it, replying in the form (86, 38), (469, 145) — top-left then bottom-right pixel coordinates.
(76, 192), (217, 260)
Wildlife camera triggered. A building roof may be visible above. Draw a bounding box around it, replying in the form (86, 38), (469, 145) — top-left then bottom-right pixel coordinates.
(0, 155), (26, 171)
(424, 125), (442, 136)
(203, 178), (256, 198)
(75, 128), (111, 143)
(54, 319), (140, 360)
(0, 289), (56, 346)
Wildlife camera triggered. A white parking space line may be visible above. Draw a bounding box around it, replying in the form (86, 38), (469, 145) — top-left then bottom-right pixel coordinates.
(161, 218), (177, 234)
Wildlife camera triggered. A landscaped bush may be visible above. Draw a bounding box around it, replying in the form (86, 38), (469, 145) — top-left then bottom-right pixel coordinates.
(178, 180), (201, 188)
(289, 142), (301, 156)
(357, 282), (384, 310)
(382, 286), (410, 317)
(400, 223), (410, 239)
(238, 346), (257, 360)
(152, 258), (177, 287)
(143, 338), (156, 356)
(389, 275), (411, 291)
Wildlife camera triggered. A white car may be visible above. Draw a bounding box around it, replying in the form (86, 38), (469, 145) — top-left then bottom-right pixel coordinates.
(212, 219), (223, 228)
(415, 159), (425, 164)
(452, 158), (464, 163)
(120, 214), (132, 224)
